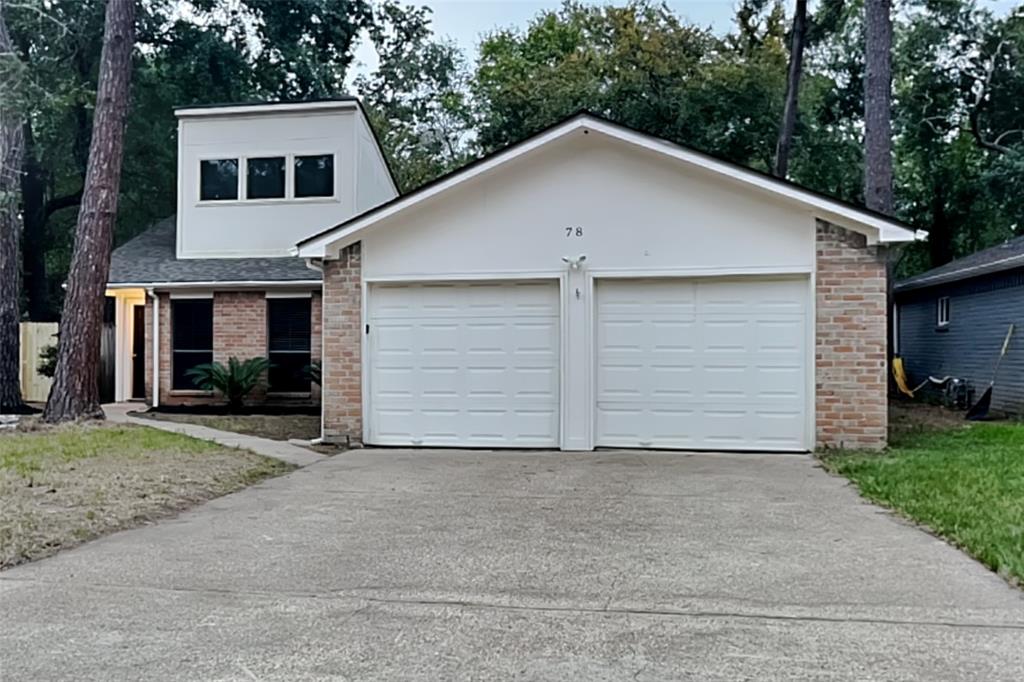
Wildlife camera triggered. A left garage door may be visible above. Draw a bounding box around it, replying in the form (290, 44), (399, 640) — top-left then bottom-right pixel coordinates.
(367, 281), (561, 447)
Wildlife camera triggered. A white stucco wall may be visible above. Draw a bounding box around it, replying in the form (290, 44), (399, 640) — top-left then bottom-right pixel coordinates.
(359, 135), (816, 280)
(176, 105), (396, 259)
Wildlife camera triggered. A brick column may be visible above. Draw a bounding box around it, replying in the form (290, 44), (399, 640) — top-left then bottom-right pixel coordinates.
(815, 222), (888, 450)
(214, 292), (268, 403)
(322, 244), (363, 444)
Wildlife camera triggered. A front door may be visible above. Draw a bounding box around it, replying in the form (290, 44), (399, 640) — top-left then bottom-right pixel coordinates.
(132, 305), (146, 399)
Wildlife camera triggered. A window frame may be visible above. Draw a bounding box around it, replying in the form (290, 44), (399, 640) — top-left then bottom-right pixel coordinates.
(245, 155), (287, 200)
(266, 295), (313, 395)
(936, 296), (951, 328)
(170, 297), (215, 392)
(198, 157), (240, 202)
(293, 153), (336, 200)
(196, 152), (337, 205)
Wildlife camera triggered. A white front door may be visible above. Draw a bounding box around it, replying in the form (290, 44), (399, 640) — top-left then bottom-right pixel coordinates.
(594, 277), (809, 451)
(367, 281), (560, 447)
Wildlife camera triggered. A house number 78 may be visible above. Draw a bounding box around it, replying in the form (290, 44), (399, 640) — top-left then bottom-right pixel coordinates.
(565, 226), (583, 237)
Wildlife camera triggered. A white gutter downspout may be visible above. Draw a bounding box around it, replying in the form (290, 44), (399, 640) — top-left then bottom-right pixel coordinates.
(303, 258), (326, 444)
(147, 288), (159, 408)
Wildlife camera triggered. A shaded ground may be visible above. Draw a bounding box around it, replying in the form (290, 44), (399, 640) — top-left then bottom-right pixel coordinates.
(888, 399), (977, 439)
(135, 412), (321, 442)
(0, 421), (292, 569)
(2, 449), (1023, 680)
(823, 402), (1024, 586)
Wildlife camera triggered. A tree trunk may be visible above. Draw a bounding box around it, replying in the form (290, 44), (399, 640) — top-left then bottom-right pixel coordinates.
(863, 0), (893, 215)
(0, 1), (30, 413)
(43, 0), (136, 423)
(774, 0), (808, 179)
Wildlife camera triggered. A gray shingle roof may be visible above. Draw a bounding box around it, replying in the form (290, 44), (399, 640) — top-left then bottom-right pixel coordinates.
(896, 235), (1024, 293)
(108, 217), (319, 285)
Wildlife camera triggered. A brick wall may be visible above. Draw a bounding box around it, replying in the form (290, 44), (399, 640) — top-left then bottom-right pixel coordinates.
(144, 289), (321, 407)
(321, 244), (362, 444)
(816, 222), (888, 450)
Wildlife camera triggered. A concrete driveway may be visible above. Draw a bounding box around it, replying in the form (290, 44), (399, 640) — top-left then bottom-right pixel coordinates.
(2, 450), (1023, 680)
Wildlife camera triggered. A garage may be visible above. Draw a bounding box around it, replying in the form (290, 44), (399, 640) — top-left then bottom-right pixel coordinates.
(299, 112), (917, 451)
(366, 281), (561, 447)
(594, 277), (809, 451)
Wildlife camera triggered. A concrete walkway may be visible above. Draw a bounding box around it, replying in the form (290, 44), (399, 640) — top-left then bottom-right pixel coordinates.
(104, 402), (326, 467)
(2, 449), (1023, 680)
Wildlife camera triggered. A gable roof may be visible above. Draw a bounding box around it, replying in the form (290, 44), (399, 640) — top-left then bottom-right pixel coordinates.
(294, 111), (923, 258)
(108, 217), (320, 288)
(895, 235), (1024, 293)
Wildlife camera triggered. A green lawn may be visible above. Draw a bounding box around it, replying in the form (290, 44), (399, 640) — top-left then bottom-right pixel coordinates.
(1, 423), (292, 569)
(822, 418), (1024, 585)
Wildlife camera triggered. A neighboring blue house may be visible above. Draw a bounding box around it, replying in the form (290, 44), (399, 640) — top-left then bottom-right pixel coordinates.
(895, 236), (1024, 415)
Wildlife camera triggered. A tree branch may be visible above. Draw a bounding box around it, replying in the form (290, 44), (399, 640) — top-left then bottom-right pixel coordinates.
(43, 188), (82, 218)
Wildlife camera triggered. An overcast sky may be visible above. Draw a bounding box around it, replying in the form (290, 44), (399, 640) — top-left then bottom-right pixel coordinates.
(349, 0), (1021, 80)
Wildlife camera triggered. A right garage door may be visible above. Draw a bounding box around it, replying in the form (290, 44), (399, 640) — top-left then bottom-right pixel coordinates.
(595, 277), (809, 451)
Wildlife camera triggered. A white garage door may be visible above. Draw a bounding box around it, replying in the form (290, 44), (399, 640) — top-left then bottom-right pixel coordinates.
(595, 277), (809, 451)
(367, 281), (560, 447)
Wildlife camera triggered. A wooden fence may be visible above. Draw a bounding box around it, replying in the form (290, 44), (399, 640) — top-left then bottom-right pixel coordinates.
(19, 321), (116, 404)
(19, 322), (58, 403)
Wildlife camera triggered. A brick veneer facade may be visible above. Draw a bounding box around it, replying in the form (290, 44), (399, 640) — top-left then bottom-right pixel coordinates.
(815, 221), (888, 450)
(144, 290), (322, 406)
(321, 245), (363, 444)
(319, 230), (890, 450)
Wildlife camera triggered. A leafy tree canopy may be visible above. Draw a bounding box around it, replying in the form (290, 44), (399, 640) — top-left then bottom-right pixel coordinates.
(5, 0), (1024, 317)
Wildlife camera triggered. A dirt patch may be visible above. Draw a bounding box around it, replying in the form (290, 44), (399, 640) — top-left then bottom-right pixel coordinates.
(134, 412), (322, 443)
(888, 400), (980, 443)
(0, 421), (292, 570)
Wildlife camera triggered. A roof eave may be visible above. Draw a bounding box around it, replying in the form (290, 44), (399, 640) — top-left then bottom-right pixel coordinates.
(295, 113), (922, 257)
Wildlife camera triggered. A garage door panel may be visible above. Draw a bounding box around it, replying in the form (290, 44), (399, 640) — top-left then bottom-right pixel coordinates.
(368, 281), (560, 447)
(596, 277), (808, 451)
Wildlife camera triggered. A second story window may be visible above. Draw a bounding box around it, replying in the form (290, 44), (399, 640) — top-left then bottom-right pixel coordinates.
(295, 154), (334, 198)
(247, 157), (286, 199)
(200, 159), (238, 201)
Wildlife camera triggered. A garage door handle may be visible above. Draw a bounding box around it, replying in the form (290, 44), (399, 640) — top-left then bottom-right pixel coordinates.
(638, 440), (652, 447)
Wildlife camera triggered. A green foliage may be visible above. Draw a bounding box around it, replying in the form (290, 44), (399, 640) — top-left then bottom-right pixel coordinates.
(304, 361), (322, 387)
(823, 421), (1024, 584)
(36, 344), (57, 378)
(354, 0), (474, 191)
(7, 0), (1024, 302)
(185, 357), (271, 411)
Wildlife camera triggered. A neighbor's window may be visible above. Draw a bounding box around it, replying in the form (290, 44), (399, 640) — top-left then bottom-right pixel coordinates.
(294, 154), (334, 198)
(246, 156), (286, 200)
(267, 298), (312, 392)
(199, 158), (239, 201)
(937, 296), (951, 327)
(171, 299), (214, 390)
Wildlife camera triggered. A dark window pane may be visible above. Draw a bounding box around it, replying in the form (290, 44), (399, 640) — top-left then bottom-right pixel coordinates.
(267, 298), (312, 392)
(294, 154), (334, 198)
(200, 159), (238, 200)
(172, 299), (213, 351)
(247, 157), (285, 199)
(267, 298), (311, 352)
(268, 352), (311, 393)
(173, 351), (213, 390)
(171, 299), (213, 390)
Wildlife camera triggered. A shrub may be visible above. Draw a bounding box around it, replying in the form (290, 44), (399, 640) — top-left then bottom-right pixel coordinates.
(37, 344), (58, 378)
(186, 357), (270, 411)
(304, 361), (322, 387)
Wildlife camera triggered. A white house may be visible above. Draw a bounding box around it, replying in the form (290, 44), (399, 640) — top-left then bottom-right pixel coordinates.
(108, 101), (920, 452)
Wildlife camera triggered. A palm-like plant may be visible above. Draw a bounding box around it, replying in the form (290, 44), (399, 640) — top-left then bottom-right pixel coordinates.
(186, 357), (270, 411)
(304, 361), (322, 386)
